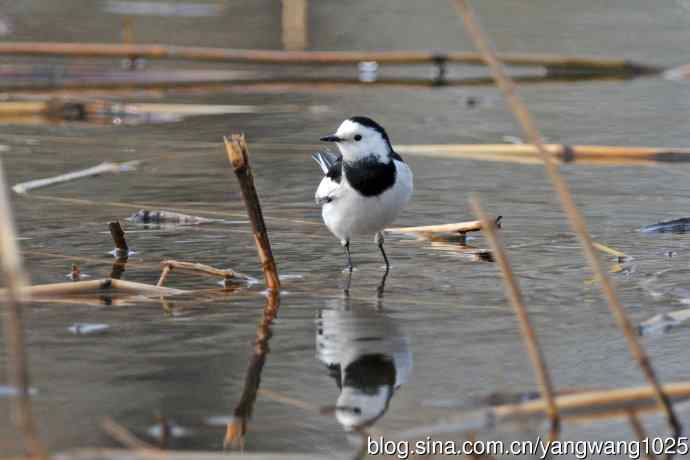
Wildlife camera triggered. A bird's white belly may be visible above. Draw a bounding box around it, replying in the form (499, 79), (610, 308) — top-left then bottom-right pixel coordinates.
(322, 161), (412, 241)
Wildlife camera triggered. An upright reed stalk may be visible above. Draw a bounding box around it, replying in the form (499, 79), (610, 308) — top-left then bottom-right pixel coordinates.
(453, 0), (681, 441)
(470, 196), (560, 440)
(0, 160), (47, 459)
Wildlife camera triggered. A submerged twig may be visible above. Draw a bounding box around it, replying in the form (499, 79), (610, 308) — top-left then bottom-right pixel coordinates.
(223, 135), (280, 291)
(0, 160), (47, 459)
(453, 0), (682, 441)
(470, 196), (560, 441)
(12, 160), (139, 194)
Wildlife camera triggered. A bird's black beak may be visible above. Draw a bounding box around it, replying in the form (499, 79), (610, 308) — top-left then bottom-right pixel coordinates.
(320, 134), (342, 142)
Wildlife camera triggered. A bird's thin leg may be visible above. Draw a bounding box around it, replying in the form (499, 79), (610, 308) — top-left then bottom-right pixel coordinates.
(376, 265), (389, 302)
(342, 240), (353, 272)
(375, 232), (390, 270)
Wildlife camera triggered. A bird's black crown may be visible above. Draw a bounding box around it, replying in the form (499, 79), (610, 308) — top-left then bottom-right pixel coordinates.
(348, 116), (390, 144)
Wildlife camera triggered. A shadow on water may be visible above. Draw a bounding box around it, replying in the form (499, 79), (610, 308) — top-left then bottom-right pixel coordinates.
(223, 290), (280, 450)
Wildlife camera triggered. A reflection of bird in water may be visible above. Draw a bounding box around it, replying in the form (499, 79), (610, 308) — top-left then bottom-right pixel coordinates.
(315, 300), (411, 431)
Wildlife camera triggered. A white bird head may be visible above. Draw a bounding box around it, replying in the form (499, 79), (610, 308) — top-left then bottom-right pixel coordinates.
(320, 117), (393, 163)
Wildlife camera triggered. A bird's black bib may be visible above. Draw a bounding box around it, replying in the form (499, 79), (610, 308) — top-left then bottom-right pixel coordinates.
(344, 155), (397, 197)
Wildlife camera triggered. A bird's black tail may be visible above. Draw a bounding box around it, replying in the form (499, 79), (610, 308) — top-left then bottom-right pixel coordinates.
(312, 150), (340, 175)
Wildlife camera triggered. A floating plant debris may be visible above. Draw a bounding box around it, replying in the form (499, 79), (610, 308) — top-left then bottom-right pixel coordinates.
(12, 161), (139, 194)
(0, 385), (38, 397)
(127, 209), (239, 225)
(68, 323), (111, 335)
(640, 217), (690, 234)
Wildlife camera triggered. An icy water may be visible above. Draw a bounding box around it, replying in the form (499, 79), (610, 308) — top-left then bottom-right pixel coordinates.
(3, 0), (690, 457)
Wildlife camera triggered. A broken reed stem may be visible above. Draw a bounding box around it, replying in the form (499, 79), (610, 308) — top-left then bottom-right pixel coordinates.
(109, 221), (128, 279)
(223, 135), (280, 291)
(0, 161), (47, 459)
(156, 265), (172, 287)
(470, 196), (560, 441)
(453, 0), (682, 441)
(109, 221), (129, 254)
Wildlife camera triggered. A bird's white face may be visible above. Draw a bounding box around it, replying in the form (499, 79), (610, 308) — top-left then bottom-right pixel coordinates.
(332, 119), (391, 163)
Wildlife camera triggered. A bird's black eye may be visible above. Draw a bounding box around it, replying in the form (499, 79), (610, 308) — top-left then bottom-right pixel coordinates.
(354, 134), (362, 141)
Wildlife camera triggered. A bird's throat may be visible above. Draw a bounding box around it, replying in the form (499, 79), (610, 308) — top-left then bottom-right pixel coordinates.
(343, 155), (397, 197)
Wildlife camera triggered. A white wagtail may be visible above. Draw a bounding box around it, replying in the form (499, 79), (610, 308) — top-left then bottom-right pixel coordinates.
(313, 117), (413, 271)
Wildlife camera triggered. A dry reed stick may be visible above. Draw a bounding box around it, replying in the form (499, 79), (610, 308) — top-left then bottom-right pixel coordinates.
(0, 42), (660, 74)
(224, 135), (280, 291)
(159, 260), (250, 282)
(395, 144), (690, 164)
(397, 380), (690, 441)
(470, 196), (560, 440)
(0, 278), (186, 298)
(453, 0), (682, 441)
(0, 161), (47, 459)
(386, 219), (484, 235)
(12, 161), (139, 194)
(156, 265), (172, 287)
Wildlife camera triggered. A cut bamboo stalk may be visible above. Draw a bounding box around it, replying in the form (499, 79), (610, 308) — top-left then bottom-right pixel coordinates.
(395, 144), (690, 163)
(0, 278), (186, 298)
(159, 260), (250, 283)
(0, 160), (47, 459)
(0, 42), (660, 75)
(397, 381), (690, 441)
(12, 161), (139, 194)
(454, 0), (682, 441)
(223, 135), (280, 291)
(470, 196), (559, 441)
